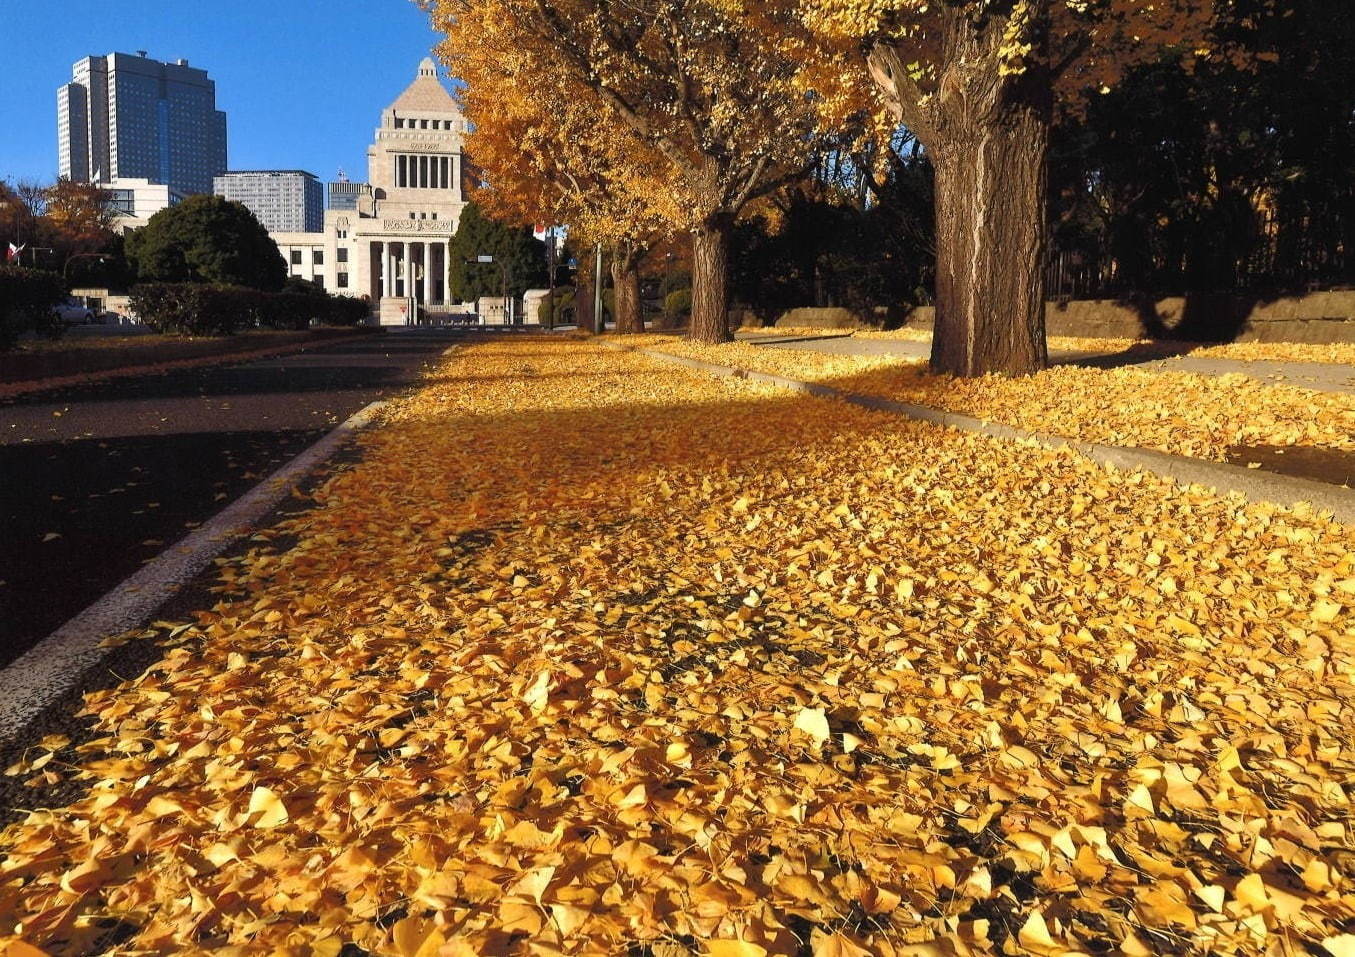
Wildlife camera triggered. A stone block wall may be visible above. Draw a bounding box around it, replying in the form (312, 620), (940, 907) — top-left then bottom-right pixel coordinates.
(770, 294), (1355, 344)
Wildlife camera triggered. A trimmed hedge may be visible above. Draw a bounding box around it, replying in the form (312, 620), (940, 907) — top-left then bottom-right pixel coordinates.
(130, 284), (370, 336)
(0, 266), (66, 351)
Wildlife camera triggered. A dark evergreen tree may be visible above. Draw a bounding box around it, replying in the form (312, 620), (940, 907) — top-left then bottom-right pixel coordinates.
(125, 195), (286, 291)
(447, 200), (548, 302)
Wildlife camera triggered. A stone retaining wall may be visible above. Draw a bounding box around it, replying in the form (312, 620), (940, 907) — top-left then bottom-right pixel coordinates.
(771, 294), (1355, 344)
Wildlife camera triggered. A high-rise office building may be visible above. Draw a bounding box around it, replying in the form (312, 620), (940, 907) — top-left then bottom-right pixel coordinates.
(328, 177), (372, 212)
(57, 52), (227, 196)
(214, 170), (323, 232)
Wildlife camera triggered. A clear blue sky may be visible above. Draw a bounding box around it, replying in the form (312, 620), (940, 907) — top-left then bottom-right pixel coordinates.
(0, 0), (447, 187)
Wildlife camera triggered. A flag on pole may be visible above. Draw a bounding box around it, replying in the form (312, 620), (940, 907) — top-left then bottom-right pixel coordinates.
(6, 242), (25, 263)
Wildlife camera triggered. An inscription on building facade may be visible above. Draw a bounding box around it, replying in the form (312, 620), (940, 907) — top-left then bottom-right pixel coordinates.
(381, 219), (454, 234)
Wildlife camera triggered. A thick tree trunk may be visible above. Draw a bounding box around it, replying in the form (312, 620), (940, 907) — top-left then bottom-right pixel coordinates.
(930, 121), (1048, 376)
(872, 7), (1051, 377)
(930, 107), (1048, 377)
(610, 246), (645, 335)
(688, 215), (733, 344)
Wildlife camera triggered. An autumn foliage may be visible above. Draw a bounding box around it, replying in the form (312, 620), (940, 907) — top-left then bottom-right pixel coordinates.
(430, 0), (868, 342)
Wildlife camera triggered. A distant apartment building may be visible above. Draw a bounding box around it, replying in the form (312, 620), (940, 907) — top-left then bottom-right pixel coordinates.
(57, 52), (227, 196)
(214, 170), (323, 232)
(328, 177), (372, 212)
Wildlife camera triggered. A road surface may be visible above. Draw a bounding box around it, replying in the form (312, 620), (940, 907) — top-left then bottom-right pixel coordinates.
(0, 329), (459, 667)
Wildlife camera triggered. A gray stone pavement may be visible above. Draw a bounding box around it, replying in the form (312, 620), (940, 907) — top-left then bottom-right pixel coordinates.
(742, 333), (1355, 395)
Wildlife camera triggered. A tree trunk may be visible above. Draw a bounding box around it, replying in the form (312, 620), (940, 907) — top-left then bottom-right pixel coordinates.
(610, 245), (645, 335)
(872, 7), (1051, 377)
(688, 215), (733, 344)
(575, 263), (596, 334)
(930, 111), (1049, 377)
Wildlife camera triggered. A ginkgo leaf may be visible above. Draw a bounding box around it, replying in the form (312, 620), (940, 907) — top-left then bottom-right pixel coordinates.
(2, 338), (1352, 955)
(246, 786), (288, 828)
(1322, 935), (1355, 957)
(793, 706), (830, 744)
(1018, 911), (1058, 951)
(706, 941), (768, 957)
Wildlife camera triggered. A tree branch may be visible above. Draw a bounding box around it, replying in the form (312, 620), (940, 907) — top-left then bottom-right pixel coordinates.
(867, 42), (940, 150)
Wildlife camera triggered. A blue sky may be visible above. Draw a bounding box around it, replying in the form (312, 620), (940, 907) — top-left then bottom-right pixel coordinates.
(0, 0), (446, 187)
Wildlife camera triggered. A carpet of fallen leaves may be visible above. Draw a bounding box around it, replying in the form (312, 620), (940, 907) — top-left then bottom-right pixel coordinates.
(3, 338), (1354, 956)
(813, 329), (1355, 366)
(633, 337), (1355, 462)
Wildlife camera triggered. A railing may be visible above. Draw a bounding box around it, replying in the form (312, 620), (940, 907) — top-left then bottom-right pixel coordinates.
(1046, 209), (1355, 300)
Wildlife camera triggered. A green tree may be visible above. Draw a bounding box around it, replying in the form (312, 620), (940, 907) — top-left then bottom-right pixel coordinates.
(125, 195), (286, 290)
(446, 200), (547, 302)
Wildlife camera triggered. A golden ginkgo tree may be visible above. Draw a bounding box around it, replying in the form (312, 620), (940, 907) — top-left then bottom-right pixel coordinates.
(427, 0), (868, 344)
(807, 0), (1215, 376)
(442, 22), (676, 334)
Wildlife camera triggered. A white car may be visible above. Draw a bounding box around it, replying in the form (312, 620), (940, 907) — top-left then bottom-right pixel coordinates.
(53, 298), (99, 324)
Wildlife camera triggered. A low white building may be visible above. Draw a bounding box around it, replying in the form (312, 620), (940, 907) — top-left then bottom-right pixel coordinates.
(104, 177), (185, 233)
(264, 58), (471, 323)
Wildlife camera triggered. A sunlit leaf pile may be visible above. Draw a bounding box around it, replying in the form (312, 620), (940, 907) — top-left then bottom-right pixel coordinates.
(2, 339), (1353, 955)
(631, 336), (1355, 462)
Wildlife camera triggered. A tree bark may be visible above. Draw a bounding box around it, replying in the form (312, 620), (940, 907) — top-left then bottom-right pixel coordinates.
(873, 7), (1051, 377)
(610, 244), (645, 334)
(575, 263), (596, 334)
(689, 215), (733, 344)
(929, 107), (1049, 376)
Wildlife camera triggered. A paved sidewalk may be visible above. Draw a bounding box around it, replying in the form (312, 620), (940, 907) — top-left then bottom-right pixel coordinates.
(745, 333), (1355, 395)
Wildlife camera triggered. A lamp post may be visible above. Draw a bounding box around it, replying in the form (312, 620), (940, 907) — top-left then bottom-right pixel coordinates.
(593, 243), (604, 334)
(63, 252), (110, 286)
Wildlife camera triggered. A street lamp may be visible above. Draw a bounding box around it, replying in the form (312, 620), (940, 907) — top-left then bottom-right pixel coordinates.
(64, 252), (110, 285)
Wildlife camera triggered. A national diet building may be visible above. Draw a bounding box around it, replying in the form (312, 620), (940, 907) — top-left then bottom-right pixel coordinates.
(270, 59), (469, 324)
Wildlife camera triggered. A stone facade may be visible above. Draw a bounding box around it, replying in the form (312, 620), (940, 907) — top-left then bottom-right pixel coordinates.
(266, 59), (469, 318)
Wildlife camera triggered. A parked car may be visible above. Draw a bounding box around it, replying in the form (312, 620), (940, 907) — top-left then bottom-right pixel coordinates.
(53, 297), (99, 325)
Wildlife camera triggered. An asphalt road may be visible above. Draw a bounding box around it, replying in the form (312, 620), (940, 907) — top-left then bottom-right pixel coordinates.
(0, 328), (459, 668)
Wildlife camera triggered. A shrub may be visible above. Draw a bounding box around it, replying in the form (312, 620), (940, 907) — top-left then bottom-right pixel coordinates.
(129, 283), (252, 336)
(130, 283), (371, 336)
(537, 287), (575, 325)
(660, 272), (691, 298)
(0, 266), (68, 350)
(325, 296), (370, 326)
(664, 288), (692, 322)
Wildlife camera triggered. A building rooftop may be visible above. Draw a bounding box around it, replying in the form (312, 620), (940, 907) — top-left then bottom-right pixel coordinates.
(390, 58), (461, 114)
(218, 170), (319, 177)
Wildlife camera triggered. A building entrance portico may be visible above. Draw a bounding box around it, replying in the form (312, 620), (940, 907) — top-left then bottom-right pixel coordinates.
(371, 236), (453, 307)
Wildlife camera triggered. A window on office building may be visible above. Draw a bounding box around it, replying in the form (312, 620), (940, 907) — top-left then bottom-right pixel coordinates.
(337, 273), (349, 289)
(313, 250), (324, 265)
(337, 247), (348, 263)
(290, 250), (302, 265)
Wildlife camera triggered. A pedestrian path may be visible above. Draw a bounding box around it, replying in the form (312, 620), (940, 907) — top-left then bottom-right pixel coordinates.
(743, 332), (1355, 395)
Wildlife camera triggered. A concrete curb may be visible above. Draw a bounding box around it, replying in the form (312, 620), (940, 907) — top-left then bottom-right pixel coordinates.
(0, 400), (389, 745)
(599, 340), (1355, 525)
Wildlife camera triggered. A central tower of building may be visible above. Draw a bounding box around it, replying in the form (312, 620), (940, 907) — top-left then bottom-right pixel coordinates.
(267, 58), (472, 321)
